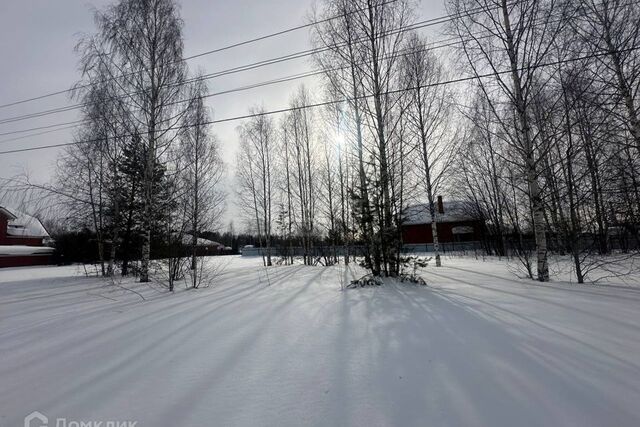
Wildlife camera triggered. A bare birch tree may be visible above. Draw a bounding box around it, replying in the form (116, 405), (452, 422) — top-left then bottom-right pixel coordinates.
(236, 109), (276, 267)
(447, 0), (568, 281)
(313, 0), (413, 277)
(282, 86), (318, 265)
(401, 32), (457, 267)
(94, 0), (189, 282)
(180, 78), (225, 288)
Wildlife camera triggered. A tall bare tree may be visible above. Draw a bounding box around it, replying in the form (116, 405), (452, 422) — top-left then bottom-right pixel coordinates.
(448, 0), (568, 281)
(236, 109), (276, 267)
(282, 86), (318, 265)
(401, 32), (457, 267)
(94, 0), (189, 282)
(313, 0), (413, 277)
(574, 0), (640, 156)
(180, 78), (225, 288)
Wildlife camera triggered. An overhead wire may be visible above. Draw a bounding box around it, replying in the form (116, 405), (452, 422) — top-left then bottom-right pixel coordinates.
(1, 45), (637, 156)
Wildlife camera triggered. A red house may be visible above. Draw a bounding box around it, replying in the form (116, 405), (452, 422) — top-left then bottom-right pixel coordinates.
(402, 197), (484, 245)
(0, 206), (54, 268)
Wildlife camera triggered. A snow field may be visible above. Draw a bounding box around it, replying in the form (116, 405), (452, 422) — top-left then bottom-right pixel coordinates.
(1, 256), (640, 427)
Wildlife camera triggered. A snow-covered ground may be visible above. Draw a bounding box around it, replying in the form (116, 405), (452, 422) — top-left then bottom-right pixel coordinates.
(2, 256), (640, 427)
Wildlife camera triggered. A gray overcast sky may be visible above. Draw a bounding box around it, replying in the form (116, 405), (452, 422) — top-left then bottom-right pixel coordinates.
(0, 0), (445, 227)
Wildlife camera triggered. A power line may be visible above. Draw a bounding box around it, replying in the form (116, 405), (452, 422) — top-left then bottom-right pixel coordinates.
(0, 0), (630, 140)
(0, 15), (459, 126)
(0, 72), (320, 141)
(0, 36), (467, 143)
(0, 0), (587, 131)
(1, 45), (636, 156)
(0, 0), (405, 110)
(0, 119), (84, 138)
(0, 0), (516, 119)
(0, 124), (82, 145)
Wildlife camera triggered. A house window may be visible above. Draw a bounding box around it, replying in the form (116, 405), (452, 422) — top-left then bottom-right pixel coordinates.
(452, 226), (474, 242)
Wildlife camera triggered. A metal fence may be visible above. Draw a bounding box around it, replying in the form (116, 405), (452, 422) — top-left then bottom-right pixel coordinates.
(240, 236), (639, 258)
(240, 242), (486, 257)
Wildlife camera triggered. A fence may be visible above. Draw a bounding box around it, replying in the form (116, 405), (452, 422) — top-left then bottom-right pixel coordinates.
(240, 242), (486, 257)
(240, 235), (640, 259)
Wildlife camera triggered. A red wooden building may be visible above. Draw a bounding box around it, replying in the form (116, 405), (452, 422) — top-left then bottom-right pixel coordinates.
(0, 206), (54, 268)
(402, 197), (484, 244)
